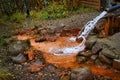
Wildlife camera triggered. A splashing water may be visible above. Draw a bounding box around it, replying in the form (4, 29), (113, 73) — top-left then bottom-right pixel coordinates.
(50, 11), (107, 55)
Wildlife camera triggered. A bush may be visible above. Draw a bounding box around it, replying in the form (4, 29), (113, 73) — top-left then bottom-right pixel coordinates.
(9, 12), (26, 23)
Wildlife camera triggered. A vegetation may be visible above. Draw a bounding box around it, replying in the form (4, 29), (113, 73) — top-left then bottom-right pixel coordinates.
(0, 68), (15, 80)
(0, 35), (8, 47)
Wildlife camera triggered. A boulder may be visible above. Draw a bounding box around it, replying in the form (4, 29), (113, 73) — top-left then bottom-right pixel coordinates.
(91, 41), (103, 54)
(92, 32), (120, 59)
(101, 48), (118, 59)
(86, 35), (97, 50)
(71, 67), (94, 80)
(99, 53), (112, 65)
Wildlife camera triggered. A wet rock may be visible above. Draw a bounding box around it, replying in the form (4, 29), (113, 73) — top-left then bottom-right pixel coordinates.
(78, 50), (93, 57)
(91, 41), (103, 54)
(60, 28), (80, 37)
(113, 59), (120, 70)
(86, 35), (97, 50)
(12, 53), (27, 63)
(47, 64), (56, 73)
(101, 48), (118, 59)
(8, 41), (25, 56)
(90, 55), (98, 61)
(35, 36), (46, 42)
(92, 32), (120, 59)
(46, 35), (57, 42)
(95, 59), (103, 67)
(71, 67), (94, 80)
(28, 63), (44, 73)
(99, 53), (112, 65)
(95, 19), (106, 33)
(77, 56), (87, 63)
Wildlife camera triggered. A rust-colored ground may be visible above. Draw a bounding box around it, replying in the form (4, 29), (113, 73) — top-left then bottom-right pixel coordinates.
(14, 35), (120, 80)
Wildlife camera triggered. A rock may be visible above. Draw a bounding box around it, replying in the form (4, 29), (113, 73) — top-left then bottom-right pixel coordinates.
(101, 48), (118, 59)
(12, 53), (27, 63)
(99, 53), (112, 65)
(113, 59), (120, 70)
(95, 59), (103, 67)
(28, 63), (44, 73)
(71, 67), (94, 80)
(86, 35), (97, 50)
(90, 55), (98, 61)
(92, 32), (120, 59)
(60, 28), (80, 37)
(47, 64), (56, 73)
(8, 41), (25, 56)
(78, 50), (93, 57)
(35, 36), (46, 42)
(77, 56), (87, 63)
(91, 41), (103, 54)
(45, 35), (57, 42)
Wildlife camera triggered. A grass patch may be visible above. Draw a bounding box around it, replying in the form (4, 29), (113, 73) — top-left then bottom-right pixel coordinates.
(0, 68), (15, 80)
(9, 12), (26, 23)
(30, 2), (69, 20)
(0, 35), (8, 47)
(78, 6), (95, 13)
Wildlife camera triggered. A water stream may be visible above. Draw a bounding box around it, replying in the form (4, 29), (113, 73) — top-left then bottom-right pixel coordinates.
(51, 11), (107, 55)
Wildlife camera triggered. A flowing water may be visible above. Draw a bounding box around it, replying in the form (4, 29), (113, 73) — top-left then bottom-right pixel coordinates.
(50, 11), (107, 55)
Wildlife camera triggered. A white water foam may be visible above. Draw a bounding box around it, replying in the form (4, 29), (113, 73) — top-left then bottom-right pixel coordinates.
(50, 11), (107, 56)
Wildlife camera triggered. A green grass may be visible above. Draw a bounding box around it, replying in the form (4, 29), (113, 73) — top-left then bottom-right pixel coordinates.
(30, 2), (69, 20)
(0, 68), (15, 80)
(9, 12), (26, 23)
(78, 6), (95, 13)
(0, 35), (8, 47)
(0, 4), (96, 25)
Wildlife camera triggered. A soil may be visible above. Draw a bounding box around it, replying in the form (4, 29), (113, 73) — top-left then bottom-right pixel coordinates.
(0, 11), (120, 80)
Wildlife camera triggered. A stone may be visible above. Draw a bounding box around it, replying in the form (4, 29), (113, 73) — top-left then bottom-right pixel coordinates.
(95, 59), (103, 67)
(71, 67), (94, 80)
(99, 53), (112, 65)
(77, 56), (87, 63)
(8, 40), (30, 56)
(91, 41), (103, 54)
(78, 50), (93, 57)
(28, 63), (44, 73)
(113, 59), (120, 70)
(101, 48), (118, 59)
(12, 53), (27, 63)
(92, 32), (120, 59)
(86, 35), (97, 50)
(90, 55), (98, 61)
(35, 36), (46, 42)
(47, 64), (56, 73)
(8, 41), (25, 56)
(60, 28), (80, 37)
(45, 35), (57, 42)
